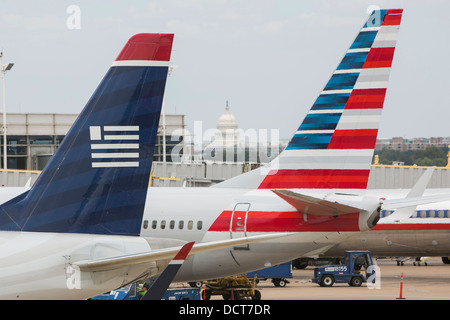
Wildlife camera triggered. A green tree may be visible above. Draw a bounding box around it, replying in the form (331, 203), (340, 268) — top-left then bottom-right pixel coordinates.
(375, 146), (447, 166)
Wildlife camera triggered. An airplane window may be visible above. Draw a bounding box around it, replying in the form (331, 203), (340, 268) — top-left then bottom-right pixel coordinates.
(188, 220), (193, 230)
(152, 220), (157, 229)
(197, 221), (203, 230)
(438, 210), (445, 218)
(170, 220), (175, 229)
(179, 220), (184, 230)
(143, 220), (148, 229)
(161, 220), (166, 229)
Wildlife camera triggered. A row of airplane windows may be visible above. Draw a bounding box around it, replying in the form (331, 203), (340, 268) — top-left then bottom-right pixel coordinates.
(143, 210), (450, 231)
(143, 219), (203, 231)
(381, 210), (450, 219)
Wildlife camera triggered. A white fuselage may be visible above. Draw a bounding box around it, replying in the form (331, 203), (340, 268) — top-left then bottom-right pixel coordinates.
(325, 196), (450, 257)
(140, 187), (377, 282)
(1, 186), (449, 299)
(0, 232), (157, 299)
(0, 186), (374, 299)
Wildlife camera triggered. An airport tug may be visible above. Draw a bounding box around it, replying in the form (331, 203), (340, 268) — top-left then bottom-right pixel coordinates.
(312, 251), (376, 287)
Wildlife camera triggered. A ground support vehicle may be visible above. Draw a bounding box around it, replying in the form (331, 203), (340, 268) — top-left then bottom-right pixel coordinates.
(90, 282), (140, 300)
(202, 275), (261, 300)
(312, 251), (375, 287)
(162, 288), (201, 300)
(91, 282), (200, 300)
(245, 262), (292, 287)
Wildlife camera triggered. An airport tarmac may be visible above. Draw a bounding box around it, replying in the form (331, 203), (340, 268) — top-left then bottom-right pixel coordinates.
(258, 257), (450, 300)
(192, 257), (450, 300)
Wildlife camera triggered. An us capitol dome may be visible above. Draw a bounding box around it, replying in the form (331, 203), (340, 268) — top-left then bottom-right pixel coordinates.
(211, 101), (241, 149)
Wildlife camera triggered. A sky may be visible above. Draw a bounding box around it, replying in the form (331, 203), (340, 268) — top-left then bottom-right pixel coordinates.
(1, 0), (449, 141)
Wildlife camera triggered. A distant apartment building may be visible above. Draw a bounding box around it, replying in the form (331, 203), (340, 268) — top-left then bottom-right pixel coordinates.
(376, 136), (450, 151)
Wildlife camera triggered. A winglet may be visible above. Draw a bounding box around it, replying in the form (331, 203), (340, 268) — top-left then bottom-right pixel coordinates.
(142, 241), (195, 300)
(405, 166), (435, 198)
(381, 167), (450, 222)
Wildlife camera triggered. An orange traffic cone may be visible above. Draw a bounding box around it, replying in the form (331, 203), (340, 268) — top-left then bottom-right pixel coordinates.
(396, 272), (405, 300)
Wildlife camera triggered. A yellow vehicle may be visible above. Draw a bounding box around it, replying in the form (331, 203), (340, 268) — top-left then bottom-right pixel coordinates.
(202, 275), (261, 300)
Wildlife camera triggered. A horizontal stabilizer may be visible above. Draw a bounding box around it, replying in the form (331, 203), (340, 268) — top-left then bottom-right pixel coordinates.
(272, 190), (363, 216)
(74, 233), (290, 272)
(142, 242), (195, 300)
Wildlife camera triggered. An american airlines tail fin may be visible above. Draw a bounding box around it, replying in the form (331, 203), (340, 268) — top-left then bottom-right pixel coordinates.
(216, 9), (403, 190)
(0, 33), (174, 236)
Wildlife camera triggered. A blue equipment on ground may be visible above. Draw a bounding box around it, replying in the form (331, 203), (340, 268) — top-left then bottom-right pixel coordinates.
(312, 251), (375, 287)
(245, 262), (292, 287)
(90, 282), (200, 300)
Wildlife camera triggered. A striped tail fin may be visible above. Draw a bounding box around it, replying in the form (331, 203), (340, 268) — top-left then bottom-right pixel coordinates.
(0, 34), (174, 235)
(257, 9), (403, 190)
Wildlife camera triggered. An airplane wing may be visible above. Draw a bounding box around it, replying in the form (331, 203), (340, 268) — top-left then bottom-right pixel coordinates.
(74, 233), (289, 272)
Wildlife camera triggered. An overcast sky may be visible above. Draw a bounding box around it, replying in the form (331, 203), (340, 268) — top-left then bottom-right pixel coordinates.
(1, 0), (449, 141)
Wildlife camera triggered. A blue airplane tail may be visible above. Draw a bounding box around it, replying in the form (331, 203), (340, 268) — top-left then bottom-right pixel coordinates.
(0, 33), (174, 236)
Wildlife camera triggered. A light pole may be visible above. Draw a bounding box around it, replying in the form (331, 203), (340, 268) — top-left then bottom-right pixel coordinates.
(162, 65), (178, 162)
(0, 52), (14, 170)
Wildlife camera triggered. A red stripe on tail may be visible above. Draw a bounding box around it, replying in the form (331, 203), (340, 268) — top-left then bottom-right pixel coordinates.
(363, 47), (396, 69)
(115, 33), (174, 61)
(258, 169), (370, 189)
(328, 129), (378, 149)
(345, 89), (387, 109)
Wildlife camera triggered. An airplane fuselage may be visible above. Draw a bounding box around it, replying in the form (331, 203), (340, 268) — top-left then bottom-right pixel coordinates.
(2, 185), (450, 299)
(0, 187), (376, 299)
(325, 210), (450, 257)
(140, 187), (378, 281)
(0, 232), (160, 299)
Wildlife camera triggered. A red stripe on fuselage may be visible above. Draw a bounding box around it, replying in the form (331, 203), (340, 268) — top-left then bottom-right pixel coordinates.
(208, 210), (361, 233)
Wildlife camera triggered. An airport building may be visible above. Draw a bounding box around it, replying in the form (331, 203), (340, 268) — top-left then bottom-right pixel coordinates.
(0, 113), (186, 170)
(1, 111), (450, 190)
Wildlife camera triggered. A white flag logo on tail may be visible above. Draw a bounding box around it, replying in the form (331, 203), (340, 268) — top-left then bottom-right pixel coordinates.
(89, 126), (139, 168)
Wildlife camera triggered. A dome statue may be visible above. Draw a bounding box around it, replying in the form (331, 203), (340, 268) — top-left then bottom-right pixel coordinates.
(211, 101), (241, 149)
(217, 101), (238, 133)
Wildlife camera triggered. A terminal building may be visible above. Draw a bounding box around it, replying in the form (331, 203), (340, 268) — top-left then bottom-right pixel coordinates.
(1, 113), (186, 170)
(1, 111), (450, 191)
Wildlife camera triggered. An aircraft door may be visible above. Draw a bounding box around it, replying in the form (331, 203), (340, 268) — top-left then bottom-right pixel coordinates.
(230, 202), (251, 241)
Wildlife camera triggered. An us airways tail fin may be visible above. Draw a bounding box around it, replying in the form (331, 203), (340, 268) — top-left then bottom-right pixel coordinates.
(216, 9), (403, 190)
(0, 33), (174, 236)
